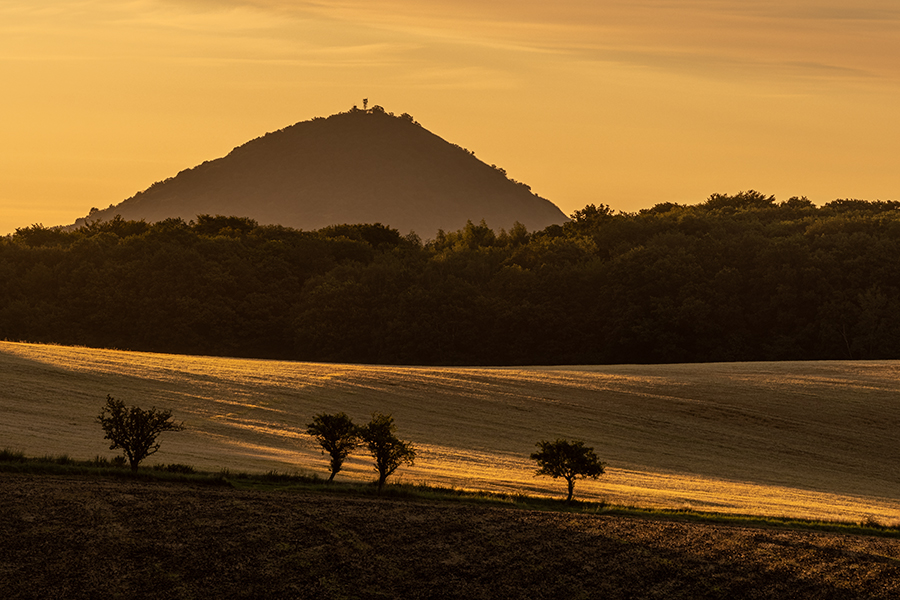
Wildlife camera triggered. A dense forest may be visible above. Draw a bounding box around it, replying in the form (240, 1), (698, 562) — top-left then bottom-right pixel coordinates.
(2, 191), (899, 365)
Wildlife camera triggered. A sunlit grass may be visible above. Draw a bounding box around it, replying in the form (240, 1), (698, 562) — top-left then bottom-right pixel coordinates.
(2, 340), (899, 524)
(3, 448), (897, 539)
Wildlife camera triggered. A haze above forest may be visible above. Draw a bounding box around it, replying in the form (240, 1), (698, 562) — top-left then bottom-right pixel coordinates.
(4, 191), (899, 366)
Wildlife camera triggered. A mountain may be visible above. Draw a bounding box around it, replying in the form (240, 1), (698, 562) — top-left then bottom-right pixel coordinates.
(72, 107), (569, 236)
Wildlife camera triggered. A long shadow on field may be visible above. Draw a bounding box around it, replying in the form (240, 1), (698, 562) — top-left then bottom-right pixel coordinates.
(1, 475), (897, 600)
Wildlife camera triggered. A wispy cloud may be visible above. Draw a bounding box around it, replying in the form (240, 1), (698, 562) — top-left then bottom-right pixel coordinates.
(12, 0), (895, 87)
(167, 0), (900, 86)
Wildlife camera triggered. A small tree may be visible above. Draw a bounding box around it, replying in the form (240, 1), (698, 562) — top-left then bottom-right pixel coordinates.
(359, 413), (416, 491)
(97, 395), (185, 471)
(531, 439), (605, 503)
(306, 412), (360, 481)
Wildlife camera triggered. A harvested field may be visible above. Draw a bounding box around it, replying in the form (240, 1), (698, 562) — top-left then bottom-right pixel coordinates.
(1, 474), (898, 599)
(1, 341), (899, 523)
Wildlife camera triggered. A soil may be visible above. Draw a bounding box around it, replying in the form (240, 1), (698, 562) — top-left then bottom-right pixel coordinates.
(1, 474), (898, 599)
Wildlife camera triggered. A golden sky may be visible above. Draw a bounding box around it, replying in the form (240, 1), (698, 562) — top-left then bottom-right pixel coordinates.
(2, 0), (899, 234)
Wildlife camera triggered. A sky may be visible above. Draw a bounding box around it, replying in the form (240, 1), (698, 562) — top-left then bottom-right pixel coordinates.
(2, 0), (899, 235)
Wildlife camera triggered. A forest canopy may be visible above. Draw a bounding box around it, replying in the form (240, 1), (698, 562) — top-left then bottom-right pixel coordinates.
(3, 192), (899, 365)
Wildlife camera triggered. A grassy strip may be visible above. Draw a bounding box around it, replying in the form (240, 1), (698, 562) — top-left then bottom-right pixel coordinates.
(261, 479), (900, 538)
(0, 448), (232, 486)
(2, 448), (897, 538)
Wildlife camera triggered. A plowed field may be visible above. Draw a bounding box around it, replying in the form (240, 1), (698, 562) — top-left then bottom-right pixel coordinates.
(1, 474), (898, 599)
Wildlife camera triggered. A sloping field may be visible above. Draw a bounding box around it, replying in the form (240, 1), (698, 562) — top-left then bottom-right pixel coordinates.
(1, 341), (898, 523)
(4, 475), (899, 600)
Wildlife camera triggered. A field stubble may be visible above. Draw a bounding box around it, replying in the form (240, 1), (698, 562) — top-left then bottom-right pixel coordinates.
(1, 341), (898, 524)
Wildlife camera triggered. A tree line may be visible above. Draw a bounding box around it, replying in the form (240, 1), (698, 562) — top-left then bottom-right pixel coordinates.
(3, 191), (900, 365)
(306, 411), (416, 491)
(99, 396), (604, 501)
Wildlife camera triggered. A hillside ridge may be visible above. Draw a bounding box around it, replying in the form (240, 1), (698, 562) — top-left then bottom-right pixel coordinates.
(71, 107), (568, 236)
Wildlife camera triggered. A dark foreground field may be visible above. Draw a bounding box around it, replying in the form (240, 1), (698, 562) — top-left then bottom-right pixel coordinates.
(1, 474), (898, 599)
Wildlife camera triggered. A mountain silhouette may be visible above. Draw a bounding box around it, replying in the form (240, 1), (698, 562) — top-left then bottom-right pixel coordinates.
(72, 107), (568, 236)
